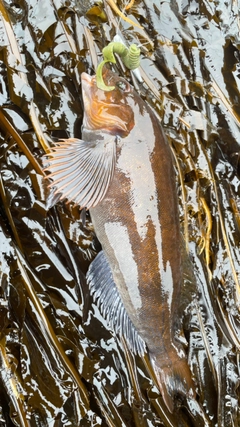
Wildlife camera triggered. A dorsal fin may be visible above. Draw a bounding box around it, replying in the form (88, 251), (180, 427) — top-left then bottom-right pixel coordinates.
(42, 137), (116, 210)
(86, 251), (146, 356)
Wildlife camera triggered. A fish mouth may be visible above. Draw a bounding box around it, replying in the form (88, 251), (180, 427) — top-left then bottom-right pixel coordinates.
(81, 72), (93, 89)
(81, 72), (94, 122)
(81, 72), (108, 131)
(81, 72), (134, 136)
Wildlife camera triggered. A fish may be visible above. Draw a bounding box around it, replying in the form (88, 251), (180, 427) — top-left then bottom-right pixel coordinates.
(42, 67), (195, 412)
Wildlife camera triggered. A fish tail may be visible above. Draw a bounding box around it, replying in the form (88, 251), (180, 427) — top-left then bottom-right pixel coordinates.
(150, 350), (195, 413)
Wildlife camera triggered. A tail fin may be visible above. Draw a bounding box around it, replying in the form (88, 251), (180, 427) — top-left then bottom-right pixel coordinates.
(150, 350), (195, 413)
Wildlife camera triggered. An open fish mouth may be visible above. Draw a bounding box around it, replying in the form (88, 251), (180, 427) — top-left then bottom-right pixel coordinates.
(81, 71), (92, 84)
(81, 72), (94, 125)
(81, 72), (93, 95)
(80, 71), (134, 136)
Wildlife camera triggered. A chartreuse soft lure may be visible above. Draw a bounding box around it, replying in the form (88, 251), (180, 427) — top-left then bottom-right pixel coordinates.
(96, 41), (140, 91)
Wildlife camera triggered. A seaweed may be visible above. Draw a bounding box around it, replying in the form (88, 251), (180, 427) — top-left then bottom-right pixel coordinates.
(0, 0), (239, 425)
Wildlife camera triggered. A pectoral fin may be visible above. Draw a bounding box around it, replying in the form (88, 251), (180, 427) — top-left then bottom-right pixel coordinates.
(87, 251), (146, 356)
(43, 137), (116, 210)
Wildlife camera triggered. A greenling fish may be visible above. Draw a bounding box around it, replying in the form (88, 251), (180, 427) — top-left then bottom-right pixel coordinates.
(43, 67), (195, 412)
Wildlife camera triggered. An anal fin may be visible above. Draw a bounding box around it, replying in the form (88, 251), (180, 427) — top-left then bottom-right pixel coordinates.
(86, 251), (146, 356)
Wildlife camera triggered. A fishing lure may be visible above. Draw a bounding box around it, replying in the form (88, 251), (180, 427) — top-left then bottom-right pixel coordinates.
(96, 41), (140, 91)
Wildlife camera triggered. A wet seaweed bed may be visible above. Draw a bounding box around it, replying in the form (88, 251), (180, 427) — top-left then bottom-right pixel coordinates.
(0, 0), (239, 425)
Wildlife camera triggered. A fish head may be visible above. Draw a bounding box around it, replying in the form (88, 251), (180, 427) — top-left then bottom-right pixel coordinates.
(81, 68), (135, 137)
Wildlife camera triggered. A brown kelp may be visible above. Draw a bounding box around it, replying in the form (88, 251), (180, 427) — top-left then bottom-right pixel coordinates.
(0, 0), (239, 425)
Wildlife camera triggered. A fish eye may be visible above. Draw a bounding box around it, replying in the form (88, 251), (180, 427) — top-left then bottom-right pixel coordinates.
(116, 80), (130, 92)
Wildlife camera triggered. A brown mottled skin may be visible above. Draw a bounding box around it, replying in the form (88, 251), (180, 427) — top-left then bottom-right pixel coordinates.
(82, 68), (195, 411)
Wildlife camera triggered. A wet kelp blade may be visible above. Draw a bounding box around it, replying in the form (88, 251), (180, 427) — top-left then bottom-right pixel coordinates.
(0, 0), (49, 152)
(0, 216), (86, 425)
(0, 0), (239, 424)
(0, 169), (23, 251)
(15, 246), (89, 414)
(105, 0), (143, 29)
(0, 109), (44, 175)
(0, 338), (30, 427)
